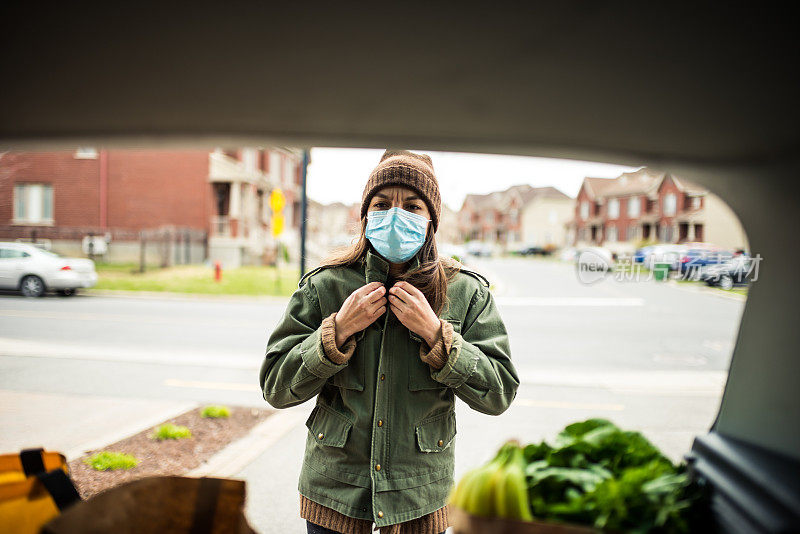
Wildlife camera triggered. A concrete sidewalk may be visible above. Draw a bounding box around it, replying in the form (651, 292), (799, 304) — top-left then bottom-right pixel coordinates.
(0, 389), (195, 461)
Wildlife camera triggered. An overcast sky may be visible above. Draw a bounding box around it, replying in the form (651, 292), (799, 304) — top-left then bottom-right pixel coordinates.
(306, 148), (639, 211)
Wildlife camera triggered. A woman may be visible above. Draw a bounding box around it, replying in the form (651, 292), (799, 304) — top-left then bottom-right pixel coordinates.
(259, 150), (519, 534)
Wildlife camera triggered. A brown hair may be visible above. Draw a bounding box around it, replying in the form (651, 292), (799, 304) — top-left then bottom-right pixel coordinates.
(320, 217), (461, 316)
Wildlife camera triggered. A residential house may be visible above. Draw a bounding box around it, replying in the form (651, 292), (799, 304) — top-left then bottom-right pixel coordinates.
(0, 148), (303, 267)
(459, 184), (573, 249)
(572, 168), (748, 253)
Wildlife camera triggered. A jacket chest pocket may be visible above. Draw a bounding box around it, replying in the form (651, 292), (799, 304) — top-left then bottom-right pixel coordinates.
(416, 409), (457, 452)
(305, 403), (353, 447)
(408, 319), (461, 391)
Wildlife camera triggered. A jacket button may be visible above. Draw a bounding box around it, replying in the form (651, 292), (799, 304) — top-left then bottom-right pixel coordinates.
(380, 374), (385, 381)
(377, 420), (383, 427)
(438, 439), (444, 447)
(375, 464), (381, 471)
(377, 511), (384, 518)
(318, 433), (324, 440)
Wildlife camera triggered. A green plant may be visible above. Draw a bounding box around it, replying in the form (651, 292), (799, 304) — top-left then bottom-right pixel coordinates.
(151, 423), (192, 441)
(201, 405), (231, 418)
(523, 418), (706, 532)
(84, 451), (140, 471)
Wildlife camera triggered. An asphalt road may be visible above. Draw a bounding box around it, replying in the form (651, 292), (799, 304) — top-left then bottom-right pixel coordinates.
(0, 257), (745, 533)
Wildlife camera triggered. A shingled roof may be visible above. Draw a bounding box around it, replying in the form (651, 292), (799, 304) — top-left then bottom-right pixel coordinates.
(581, 168), (706, 199)
(462, 184), (571, 211)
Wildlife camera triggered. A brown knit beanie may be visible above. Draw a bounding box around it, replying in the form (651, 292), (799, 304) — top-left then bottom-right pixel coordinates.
(361, 149), (442, 232)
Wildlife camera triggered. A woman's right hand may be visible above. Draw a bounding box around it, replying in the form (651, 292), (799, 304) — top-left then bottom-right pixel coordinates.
(333, 282), (387, 348)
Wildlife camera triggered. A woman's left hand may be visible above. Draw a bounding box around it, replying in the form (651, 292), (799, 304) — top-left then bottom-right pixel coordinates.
(388, 281), (442, 347)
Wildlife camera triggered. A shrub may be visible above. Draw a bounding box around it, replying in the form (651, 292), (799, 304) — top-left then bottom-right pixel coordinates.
(84, 451), (140, 471)
(201, 405), (231, 419)
(151, 423), (192, 440)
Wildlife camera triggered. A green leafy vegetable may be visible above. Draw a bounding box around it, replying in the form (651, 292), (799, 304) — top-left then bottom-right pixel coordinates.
(522, 418), (710, 533)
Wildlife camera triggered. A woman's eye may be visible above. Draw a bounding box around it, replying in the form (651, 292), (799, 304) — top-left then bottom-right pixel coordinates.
(406, 204), (421, 210)
(374, 202), (388, 208)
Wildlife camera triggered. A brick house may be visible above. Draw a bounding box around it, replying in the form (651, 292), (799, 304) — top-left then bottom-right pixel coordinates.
(459, 185), (573, 249)
(0, 147), (303, 267)
(572, 168), (748, 253)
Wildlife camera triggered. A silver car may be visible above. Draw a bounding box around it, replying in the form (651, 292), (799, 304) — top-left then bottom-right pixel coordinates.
(0, 242), (98, 297)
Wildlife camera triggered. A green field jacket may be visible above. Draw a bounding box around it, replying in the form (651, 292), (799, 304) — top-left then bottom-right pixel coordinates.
(259, 248), (519, 527)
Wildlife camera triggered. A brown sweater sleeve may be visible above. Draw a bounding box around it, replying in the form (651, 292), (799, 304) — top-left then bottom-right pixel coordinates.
(321, 312), (357, 364)
(419, 319), (454, 370)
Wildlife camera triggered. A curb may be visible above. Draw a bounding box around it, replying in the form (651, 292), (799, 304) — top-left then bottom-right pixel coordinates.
(666, 279), (747, 302)
(65, 401), (198, 461)
(188, 406), (311, 478)
(82, 289), (291, 304)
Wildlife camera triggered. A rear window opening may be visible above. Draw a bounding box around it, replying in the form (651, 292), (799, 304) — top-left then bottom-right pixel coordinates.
(0, 145), (753, 529)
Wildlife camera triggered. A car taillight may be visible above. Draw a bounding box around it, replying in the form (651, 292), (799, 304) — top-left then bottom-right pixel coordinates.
(60, 265), (72, 271)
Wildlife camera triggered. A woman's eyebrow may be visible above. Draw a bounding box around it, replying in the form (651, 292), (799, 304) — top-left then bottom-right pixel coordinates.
(404, 195), (422, 201)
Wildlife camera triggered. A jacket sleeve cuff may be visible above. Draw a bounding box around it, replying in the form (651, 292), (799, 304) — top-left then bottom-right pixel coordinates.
(420, 319), (454, 370)
(428, 325), (479, 389)
(321, 312), (357, 365)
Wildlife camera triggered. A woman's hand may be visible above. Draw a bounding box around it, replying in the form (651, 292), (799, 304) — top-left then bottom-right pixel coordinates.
(333, 282), (387, 348)
(388, 281), (442, 347)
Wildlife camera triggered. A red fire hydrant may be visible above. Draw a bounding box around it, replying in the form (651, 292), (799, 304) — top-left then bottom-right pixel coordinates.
(214, 261), (222, 282)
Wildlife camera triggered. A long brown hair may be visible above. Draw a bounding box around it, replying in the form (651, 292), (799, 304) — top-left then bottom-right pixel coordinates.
(320, 217), (461, 316)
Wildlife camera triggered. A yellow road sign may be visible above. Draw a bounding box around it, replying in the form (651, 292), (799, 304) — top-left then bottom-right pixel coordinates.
(269, 188), (285, 213)
(271, 213), (284, 237)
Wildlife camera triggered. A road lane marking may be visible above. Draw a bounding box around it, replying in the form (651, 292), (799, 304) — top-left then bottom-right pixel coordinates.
(0, 337), (259, 370)
(164, 378), (260, 392)
(513, 399), (625, 410)
(0, 309), (263, 328)
(494, 297), (644, 307)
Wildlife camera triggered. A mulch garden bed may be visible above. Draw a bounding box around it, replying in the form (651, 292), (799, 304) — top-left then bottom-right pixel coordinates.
(68, 405), (274, 499)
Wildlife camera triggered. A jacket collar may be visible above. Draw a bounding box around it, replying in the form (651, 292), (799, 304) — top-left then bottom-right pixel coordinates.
(362, 245), (422, 284)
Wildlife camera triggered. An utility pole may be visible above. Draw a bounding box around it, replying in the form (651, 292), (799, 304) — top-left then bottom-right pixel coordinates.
(300, 149), (309, 278)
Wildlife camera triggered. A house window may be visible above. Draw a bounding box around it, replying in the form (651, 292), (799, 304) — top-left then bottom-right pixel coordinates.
(663, 193), (677, 216)
(73, 147), (98, 159)
(13, 183), (54, 224)
(692, 196), (701, 209)
(579, 201), (589, 220)
(606, 224), (617, 242)
(627, 196), (640, 218)
(241, 148), (258, 172)
(607, 198), (619, 219)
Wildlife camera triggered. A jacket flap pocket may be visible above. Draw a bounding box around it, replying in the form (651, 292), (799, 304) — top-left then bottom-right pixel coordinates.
(305, 404), (353, 448)
(330, 347), (365, 391)
(415, 410), (457, 453)
(408, 320), (461, 343)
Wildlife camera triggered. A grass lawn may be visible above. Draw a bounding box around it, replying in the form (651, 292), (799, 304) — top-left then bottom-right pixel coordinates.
(93, 264), (299, 296)
(675, 277), (748, 296)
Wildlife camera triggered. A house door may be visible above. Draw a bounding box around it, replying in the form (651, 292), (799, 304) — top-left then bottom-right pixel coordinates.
(679, 223), (689, 242)
(694, 224), (704, 241)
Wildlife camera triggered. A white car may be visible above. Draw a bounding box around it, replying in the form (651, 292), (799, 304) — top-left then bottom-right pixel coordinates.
(0, 242), (98, 297)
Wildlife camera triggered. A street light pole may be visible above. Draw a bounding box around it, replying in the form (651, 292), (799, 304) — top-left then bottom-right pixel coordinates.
(300, 149), (309, 278)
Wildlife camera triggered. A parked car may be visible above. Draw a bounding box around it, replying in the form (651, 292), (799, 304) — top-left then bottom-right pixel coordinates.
(700, 255), (754, 290)
(0, 242), (98, 297)
(517, 245), (551, 256)
(680, 247), (735, 275)
(633, 245), (655, 264)
(644, 244), (688, 271)
(465, 241), (493, 257)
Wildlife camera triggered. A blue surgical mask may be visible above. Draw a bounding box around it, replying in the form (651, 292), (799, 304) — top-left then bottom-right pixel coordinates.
(365, 207), (430, 263)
